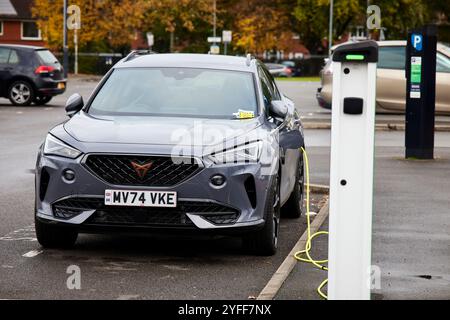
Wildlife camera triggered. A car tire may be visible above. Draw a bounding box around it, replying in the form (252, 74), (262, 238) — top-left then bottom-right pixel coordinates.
(34, 96), (53, 106)
(35, 217), (78, 249)
(8, 80), (35, 106)
(281, 152), (305, 219)
(243, 174), (280, 256)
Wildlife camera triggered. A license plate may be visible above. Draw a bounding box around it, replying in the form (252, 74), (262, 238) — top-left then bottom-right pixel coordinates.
(105, 189), (177, 208)
(58, 82), (65, 89)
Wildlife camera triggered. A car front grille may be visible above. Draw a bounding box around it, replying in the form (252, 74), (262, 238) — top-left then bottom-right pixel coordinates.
(83, 155), (202, 187)
(52, 197), (240, 227)
(87, 207), (195, 227)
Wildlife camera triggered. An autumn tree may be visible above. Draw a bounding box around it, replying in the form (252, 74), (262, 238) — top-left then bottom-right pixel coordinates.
(32, 0), (152, 50)
(292, 0), (361, 54)
(143, 0), (214, 52)
(369, 0), (431, 39)
(292, 0), (450, 54)
(31, 0), (450, 55)
(218, 0), (296, 54)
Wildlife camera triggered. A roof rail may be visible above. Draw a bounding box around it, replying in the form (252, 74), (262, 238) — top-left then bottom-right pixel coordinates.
(246, 53), (255, 66)
(123, 49), (157, 62)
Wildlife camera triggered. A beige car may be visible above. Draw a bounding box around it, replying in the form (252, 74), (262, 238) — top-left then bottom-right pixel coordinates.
(317, 41), (450, 114)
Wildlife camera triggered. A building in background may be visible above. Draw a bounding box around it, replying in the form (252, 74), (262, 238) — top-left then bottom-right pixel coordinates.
(0, 0), (44, 46)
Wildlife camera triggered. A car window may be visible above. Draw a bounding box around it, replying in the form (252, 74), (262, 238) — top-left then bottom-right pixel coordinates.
(8, 50), (19, 64)
(262, 66), (282, 100)
(88, 68), (258, 119)
(0, 48), (10, 64)
(258, 66), (274, 108)
(378, 46), (406, 70)
(437, 53), (450, 73)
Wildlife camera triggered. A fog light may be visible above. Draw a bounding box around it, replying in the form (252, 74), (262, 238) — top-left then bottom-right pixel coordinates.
(211, 174), (226, 187)
(63, 169), (75, 182)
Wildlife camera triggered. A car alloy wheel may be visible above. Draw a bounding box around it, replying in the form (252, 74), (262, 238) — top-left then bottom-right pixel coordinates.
(9, 81), (34, 106)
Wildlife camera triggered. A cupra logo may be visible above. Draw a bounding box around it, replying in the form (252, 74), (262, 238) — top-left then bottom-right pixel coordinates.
(130, 161), (153, 179)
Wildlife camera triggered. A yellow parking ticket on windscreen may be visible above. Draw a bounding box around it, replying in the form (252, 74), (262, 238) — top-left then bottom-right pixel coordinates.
(234, 109), (255, 119)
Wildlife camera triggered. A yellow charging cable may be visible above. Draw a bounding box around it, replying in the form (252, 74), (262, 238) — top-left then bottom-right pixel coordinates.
(294, 147), (329, 299)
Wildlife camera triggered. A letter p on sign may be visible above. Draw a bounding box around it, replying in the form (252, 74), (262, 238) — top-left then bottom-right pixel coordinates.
(412, 34), (423, 51)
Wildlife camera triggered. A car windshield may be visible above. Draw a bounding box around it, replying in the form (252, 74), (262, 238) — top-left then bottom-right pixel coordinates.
(88, 68), (258, 119)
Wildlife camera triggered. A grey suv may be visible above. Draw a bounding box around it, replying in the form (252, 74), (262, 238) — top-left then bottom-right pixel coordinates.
(35, 52), (305, 255)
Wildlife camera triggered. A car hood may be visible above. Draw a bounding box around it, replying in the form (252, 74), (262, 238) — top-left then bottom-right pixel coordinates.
(64, 112), (264, 147)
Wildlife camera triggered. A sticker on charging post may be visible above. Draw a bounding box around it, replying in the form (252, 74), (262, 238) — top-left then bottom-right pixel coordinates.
(410, 57), (422, 99)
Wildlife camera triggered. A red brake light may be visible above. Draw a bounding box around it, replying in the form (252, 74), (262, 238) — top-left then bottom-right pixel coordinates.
(35, 65), (55, 74)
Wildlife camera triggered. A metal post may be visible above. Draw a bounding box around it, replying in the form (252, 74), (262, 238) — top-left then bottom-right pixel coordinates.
(367, 0), (370, 39)
(213, 0), (217, 47)
(328, 0), (334, 56)
(170, 31), (174, 53)
(63, 0), (68, 78)
(74, 28), (78, 75)
(224, 42), (228, 55)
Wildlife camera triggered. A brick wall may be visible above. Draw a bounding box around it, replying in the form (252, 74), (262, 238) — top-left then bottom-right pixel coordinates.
(0, 20), (45, 46)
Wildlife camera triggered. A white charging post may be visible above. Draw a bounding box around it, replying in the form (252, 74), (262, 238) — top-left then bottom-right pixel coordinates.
(328, 41), (379, 300)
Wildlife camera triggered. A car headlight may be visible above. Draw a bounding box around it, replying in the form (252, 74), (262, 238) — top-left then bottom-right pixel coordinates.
(44, 134), (81, 159)
(207, 141), (263, 164)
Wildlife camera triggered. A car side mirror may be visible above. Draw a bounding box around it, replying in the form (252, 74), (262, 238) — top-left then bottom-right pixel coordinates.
(269, 100), (288, 119)
(65, 94), (84, 117)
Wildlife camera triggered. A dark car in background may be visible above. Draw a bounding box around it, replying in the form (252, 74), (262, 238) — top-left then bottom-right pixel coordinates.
(265, 61), (302, 77)
(0, 44), (66, 106)
(265, 63), (293, 77)
(280, 60), (301, 77)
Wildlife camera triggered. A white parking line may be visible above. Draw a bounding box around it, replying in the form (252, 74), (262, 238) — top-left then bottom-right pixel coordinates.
(22, 250), (43, 258)
(0, 225), (36, 242)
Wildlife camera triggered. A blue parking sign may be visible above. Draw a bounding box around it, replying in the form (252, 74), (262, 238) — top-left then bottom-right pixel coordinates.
(411, 34), (423, 51)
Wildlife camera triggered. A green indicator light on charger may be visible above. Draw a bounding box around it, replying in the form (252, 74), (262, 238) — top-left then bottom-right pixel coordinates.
(346, 54), (365, 61)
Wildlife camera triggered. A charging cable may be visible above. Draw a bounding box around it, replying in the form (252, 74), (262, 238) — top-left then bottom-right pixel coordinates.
(294, 147), (329, 299)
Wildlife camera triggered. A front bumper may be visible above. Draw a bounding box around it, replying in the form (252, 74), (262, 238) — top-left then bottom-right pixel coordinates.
(35, 152), (272, 233)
